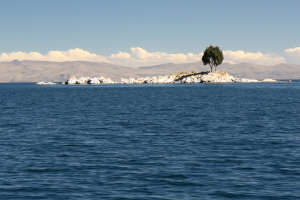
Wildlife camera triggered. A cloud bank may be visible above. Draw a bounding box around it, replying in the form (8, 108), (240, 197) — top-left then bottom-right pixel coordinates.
(0, 48), (109, 63)
(285, 47), (300, 63)
(109, 47), (203, 67)
(0, 47), (289, 67)
(223, 50), (286, 65)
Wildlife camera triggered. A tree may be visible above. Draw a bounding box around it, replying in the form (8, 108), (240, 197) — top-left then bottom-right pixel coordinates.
(202, 45), (224, 72)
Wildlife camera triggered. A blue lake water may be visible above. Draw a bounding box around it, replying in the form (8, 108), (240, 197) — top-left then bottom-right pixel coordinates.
(1, 82), (300, 200)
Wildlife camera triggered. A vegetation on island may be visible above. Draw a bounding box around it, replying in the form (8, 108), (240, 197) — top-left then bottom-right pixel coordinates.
(202, 45), (224, 72)
(172, 71), (198, 79)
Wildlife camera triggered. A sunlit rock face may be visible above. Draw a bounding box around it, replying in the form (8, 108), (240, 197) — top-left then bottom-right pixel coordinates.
(63, 76), (117, 84)
(175, 71), (235, 83)
(89, 77), (101, 84)
(63, 71), (239, 84)
(121, 72), (235, 84)
(36, 81), (57, 85)
(78, 77), (90, 84)
(262, 79), (277, 82)
(199, 71), (236, 83)
(234, 78), (259, 83)
(64, 76), (79, 84)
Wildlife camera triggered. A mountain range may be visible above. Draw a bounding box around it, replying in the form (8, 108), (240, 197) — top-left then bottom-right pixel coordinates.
(0, 60), (299, 82)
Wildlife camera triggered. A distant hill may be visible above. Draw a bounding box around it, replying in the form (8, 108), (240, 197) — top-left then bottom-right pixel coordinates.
(219, 62), (300, 79)
(0, 60), (299, 82)
(0, 60), (135, 82)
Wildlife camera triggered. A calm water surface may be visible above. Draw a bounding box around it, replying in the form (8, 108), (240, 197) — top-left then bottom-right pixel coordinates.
(0, 83), (300, 199)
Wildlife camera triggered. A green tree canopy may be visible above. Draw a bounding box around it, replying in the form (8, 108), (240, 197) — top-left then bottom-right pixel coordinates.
(202, 45), (224, 72)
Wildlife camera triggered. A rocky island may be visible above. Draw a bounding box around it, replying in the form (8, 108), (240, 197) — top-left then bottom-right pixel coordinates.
(62, 71), (277, 85)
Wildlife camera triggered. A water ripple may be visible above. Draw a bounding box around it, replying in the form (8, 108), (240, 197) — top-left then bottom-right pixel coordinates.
(0, 83), (300, 199)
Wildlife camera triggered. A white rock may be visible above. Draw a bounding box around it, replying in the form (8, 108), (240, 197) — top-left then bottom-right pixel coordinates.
(66, 76), (79, 84)
(262, 79), (277, 82)
(78, 77), (90, 84)
(89, 77), (101, 84)
(36, 81), (57, 85)
(235, 78), (259, 83)
(120, 78), (129, 84)
(63, 71), (240, 85)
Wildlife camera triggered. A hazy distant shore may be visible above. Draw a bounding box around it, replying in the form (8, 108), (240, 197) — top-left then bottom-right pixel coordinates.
(0, 60), (300, 83)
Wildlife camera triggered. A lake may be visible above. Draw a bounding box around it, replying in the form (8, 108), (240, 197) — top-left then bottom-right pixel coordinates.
(1, 82), (300, 199)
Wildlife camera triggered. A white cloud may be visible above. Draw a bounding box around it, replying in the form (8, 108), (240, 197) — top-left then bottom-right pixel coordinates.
(45, 48), (107, 62)
(110, 51), (131, 59)
(108, 47), (203, 67)
(0, 48), (108, 63)
(223, 50), (286, 65)
(0, 51), (43, 61)
(0, 47), (287, 67)
(285, 47), (300, 63)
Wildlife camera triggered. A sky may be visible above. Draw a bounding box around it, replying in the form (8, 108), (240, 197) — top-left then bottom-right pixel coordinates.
(0, 0), (299, 67)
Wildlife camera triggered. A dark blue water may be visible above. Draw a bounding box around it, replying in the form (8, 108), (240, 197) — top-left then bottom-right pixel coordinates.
(1, 83), (300, 200)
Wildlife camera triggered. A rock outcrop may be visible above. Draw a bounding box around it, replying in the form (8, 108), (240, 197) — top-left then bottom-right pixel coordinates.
(62, 71), (274, 85)
(63, 76), (115, 84)
(234, 78), (259, 83)
(36, 81), (57, 85)
(120, 71), (236, 84)
(174, 71), (235, 83)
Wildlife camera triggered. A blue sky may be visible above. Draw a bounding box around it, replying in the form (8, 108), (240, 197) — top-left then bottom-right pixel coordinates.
(0, 0), (299, 66)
